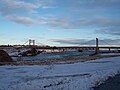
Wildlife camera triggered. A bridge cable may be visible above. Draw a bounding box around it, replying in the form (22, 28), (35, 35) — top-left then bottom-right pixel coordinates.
(23, 40), (29, 45)
(81, 40), (95, 46)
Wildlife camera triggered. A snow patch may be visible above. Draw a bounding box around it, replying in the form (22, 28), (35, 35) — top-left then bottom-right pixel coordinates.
(0, 57), (120, 90)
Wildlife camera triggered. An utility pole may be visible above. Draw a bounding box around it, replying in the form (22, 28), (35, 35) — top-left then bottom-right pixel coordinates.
(95, 38), (99, 54)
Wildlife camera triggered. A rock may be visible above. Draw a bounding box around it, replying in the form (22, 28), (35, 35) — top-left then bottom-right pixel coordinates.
(19, 48), (41, 56)
(0, 50), (13, 62)
(78, 50), (83, 52)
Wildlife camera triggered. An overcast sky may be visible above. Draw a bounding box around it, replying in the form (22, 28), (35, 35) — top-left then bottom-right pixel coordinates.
(0, 0), (120, 46)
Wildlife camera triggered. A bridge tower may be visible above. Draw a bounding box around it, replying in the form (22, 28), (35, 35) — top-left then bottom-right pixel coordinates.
(29, 39), (35, 47)
(33, 40), (35, 46)
(29, 39), (32, 46)
(95, 38), (99, 54)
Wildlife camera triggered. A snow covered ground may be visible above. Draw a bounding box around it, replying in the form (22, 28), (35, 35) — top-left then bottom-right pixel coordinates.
(0, 56), (120, 90)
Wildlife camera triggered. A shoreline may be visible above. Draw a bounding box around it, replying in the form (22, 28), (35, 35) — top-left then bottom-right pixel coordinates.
(1, 55), (120, 90)
(0, 54), (120, 66)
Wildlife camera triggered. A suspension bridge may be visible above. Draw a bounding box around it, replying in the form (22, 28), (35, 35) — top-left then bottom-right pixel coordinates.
(14, 38), (120, 54)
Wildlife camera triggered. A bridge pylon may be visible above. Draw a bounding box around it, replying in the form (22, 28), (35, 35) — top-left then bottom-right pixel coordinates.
(95, 38), (99, 54)
(29, 39), (35, 47)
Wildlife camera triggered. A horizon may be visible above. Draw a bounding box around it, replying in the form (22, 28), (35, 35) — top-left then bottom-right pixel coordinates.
(0, 0), (120, 46)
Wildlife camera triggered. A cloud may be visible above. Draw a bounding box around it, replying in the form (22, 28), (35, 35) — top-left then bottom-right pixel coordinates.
(73, 17), (120, 28)
(5, 15), (69, 27)
(0, 0), (120, 31)
(5, 16), (45, 25)
(0, 0), (68, 27)
(51, 39), (96, 45)
(44, 18), (69, 28)
(96, 26), (120, 36)
(0, 0), (40, 15)
(0, 0), (55, 16)
(43, 16), (120, 29)
(51, 38), (120, 45)
(68, 0), (120, 10)
(4, 14), (120, 30)
(4, 16), (68, 28)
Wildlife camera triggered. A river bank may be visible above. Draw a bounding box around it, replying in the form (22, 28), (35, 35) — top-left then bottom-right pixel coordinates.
(0, 54), (120, 65)
(1, 56), (120, 90)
